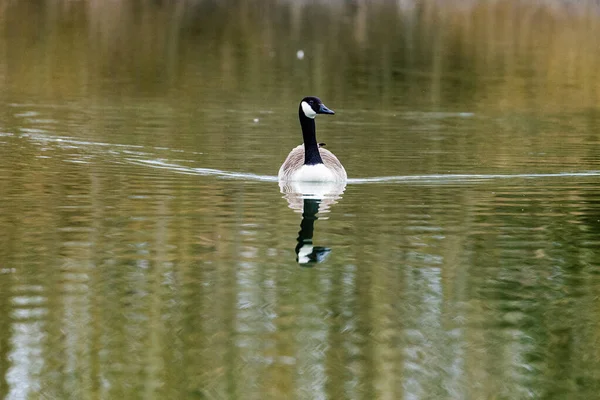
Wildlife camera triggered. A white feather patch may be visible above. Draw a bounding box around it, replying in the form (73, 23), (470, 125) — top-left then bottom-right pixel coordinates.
(292, 164), (336, 182)
(297, 244), (313, 264)
(301, 101), (316, 119)
(289, 181), (346, 198)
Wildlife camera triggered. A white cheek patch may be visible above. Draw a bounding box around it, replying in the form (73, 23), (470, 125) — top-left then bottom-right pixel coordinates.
(297, 244), (314, 264)
(301, 101), (317, 119)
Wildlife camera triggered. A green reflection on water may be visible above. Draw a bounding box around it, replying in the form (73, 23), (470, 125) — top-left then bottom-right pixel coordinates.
(1, 1), (600, 399)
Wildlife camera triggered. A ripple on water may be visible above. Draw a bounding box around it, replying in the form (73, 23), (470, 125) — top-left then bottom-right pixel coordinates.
(10, 285), (48, 320)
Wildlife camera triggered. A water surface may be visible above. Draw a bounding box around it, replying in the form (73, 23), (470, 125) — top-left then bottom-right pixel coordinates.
(1, 1), (600, 399)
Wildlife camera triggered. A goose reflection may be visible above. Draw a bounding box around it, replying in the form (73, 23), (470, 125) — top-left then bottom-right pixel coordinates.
(296, 198), (330, 264)
(279, 181), (346, 266)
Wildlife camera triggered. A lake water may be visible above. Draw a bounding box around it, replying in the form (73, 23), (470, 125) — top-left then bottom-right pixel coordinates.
(2, 1), (600, 399)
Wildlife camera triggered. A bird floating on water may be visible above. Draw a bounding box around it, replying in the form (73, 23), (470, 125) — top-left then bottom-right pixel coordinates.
(278, 96), (347, 182)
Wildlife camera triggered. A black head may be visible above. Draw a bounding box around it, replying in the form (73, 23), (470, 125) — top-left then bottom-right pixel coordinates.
(299, 96), (335, 119)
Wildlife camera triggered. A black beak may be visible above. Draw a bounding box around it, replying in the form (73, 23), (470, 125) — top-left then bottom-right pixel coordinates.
(318, 103), (335, 115)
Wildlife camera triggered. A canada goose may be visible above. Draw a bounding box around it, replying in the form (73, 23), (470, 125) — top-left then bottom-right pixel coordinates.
(278, 97), (347, 182)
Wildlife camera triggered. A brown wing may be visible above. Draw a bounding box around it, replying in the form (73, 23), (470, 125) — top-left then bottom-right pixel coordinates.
(278, 144), (347, 181)
(278, 145), (305, 181)
(319, 147), (347, 181)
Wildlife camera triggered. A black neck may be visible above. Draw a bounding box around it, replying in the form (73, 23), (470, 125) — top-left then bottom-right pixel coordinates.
(295, 199), (332, 265)
(299, 109), (323, 165)
(295, 199), (320, 256)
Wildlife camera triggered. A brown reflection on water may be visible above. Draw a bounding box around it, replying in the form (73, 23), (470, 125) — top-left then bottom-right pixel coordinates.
(1, 1), (600, 399)
(1, 0), (600, 111)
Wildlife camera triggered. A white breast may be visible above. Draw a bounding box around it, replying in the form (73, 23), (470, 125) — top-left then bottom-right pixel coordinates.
(291, 164), (336, 182)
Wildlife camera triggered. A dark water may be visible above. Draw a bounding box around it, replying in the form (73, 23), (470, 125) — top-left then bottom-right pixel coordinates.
(2, 1), (600, 399)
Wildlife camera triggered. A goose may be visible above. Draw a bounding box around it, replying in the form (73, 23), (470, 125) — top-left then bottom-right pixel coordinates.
(278, 96), (347, 182)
